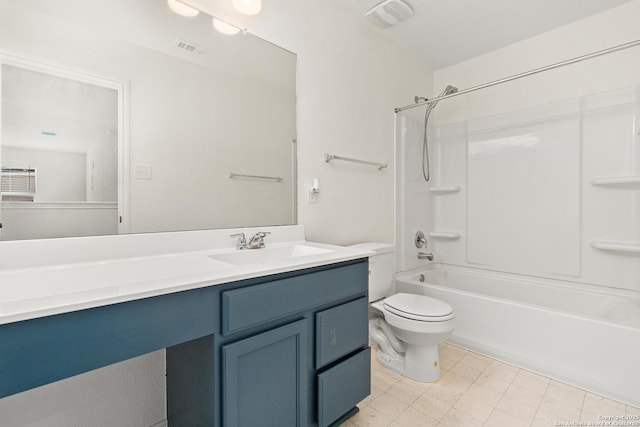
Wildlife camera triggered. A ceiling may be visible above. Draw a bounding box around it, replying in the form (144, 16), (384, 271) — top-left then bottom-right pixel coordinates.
(346, 0), (632, 69)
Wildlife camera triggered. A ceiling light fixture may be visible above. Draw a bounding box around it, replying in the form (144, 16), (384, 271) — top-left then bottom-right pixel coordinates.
(167, 0), (200, 17)
(232, 0), (262, 16)
(213, 18), (241, 35)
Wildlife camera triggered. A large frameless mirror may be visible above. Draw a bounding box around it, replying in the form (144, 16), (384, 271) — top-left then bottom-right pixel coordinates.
(0, 0), (297, 241)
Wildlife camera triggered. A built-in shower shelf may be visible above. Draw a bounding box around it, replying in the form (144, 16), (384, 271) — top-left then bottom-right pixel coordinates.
(430, 186), (461, 195)
(429, 232), (462, 240)
(591, 176), (640, 189)
(591, 240), (640, 254)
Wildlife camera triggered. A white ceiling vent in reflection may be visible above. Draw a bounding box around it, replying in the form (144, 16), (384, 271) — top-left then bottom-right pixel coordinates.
(366, 0), (414, 28)
(173, 39), (208, 55)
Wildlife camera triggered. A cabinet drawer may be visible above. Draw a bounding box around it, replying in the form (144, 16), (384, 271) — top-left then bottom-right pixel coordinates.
(317, 347), (371, 427)
(222, 261), (367, 335)
(315, 297), (368, 369)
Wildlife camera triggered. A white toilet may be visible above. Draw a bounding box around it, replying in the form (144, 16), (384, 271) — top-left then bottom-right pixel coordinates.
(351, 243), (455, 382)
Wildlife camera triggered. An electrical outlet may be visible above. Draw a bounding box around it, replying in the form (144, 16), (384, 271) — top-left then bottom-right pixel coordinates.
(135, 164), (152, 180)
(307, 190), (319, 203)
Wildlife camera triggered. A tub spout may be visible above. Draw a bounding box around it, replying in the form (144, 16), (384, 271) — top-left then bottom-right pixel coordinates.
(418, 252), (434, 261)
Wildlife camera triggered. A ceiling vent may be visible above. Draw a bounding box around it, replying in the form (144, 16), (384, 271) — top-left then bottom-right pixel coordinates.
(173, 39), (207, 55)
(366, 0), (413, 28)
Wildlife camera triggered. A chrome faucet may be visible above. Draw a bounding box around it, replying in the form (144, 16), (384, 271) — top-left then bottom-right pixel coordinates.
(230, 233), (248, 250)
(247, 231), (271, 249)
(418, 252), (434, 261)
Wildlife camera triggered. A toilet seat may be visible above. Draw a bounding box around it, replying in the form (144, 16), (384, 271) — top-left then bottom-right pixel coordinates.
(383, 293), (454, 322)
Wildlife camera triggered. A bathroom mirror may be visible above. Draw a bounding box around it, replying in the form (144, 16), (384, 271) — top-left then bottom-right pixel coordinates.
(0, 0), (297, 241)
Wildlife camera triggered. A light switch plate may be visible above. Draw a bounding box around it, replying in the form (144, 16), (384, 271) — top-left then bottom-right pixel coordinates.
(135, 164), (152, 180)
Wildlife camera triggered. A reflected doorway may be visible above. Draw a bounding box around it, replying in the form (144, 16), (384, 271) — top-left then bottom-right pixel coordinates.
(0, 59), (125, 240)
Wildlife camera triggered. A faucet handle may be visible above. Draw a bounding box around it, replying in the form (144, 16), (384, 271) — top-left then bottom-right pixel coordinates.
(230, 233), (247, 249)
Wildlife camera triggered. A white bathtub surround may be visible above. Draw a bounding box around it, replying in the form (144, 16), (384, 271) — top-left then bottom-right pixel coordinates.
(395, 265), (640, 408)
(395, 73), (640, 407)
(0, 225), (373, 326)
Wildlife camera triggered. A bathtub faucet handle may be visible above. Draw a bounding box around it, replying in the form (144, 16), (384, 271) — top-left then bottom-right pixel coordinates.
(415, 231), (427, 248)
(418, 252), (434, 261)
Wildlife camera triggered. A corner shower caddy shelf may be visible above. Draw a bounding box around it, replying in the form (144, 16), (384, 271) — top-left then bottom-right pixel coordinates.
(591, 176), (640, 189)
(429, 232), (462, 240)
(324, 154), (387, 171)
(430, 186), (461, 195)
(228, 173), (283, 182)
(591, 240), (640, 255)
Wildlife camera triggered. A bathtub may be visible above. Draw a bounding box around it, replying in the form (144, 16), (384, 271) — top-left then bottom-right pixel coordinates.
(395, 265), (640, 407)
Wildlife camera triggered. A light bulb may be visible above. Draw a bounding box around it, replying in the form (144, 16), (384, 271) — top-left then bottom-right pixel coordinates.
(213, 18), (241, 35)
(167, 0), (200, 17)
(232, 0), (262, 16)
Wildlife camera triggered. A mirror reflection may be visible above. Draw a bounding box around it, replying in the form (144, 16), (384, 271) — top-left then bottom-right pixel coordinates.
(0, 0), (297, 241)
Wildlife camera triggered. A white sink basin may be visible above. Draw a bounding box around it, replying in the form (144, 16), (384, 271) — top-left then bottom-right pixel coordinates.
(208, 245), (334, 266)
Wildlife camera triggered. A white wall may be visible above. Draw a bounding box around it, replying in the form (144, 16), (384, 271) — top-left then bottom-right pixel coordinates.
(190, 0), (433, 245)
(0, 1), (432, 426)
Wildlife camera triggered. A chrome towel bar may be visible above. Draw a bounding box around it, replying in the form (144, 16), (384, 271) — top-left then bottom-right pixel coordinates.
(228, 173), (283, 182)
(324, 154), (387, 170)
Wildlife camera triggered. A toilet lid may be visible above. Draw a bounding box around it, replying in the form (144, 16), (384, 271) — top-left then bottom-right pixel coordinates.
(383, 293), (454, 321)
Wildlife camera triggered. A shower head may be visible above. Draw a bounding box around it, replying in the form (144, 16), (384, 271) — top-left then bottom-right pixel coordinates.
(413, 84), (458, 108)
(442, 85), (459, 96)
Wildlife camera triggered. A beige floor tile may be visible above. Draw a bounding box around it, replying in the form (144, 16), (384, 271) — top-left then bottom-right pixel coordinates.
(363, 349), (631, 427)
(437, 408), (484, 427)
(483, 360), (519, 382)
(495, 394), (538, 424)
(545, 382), (585, 409)
(448, 362), (483, 382)
(451, 392), (494, 422)
(457, 352), (492, 371)
(371, 370), (401, 392)
(531, 408), (574, 427)
(434, 372), (472, 395)
(392, 406), (439, 427)
(411, 394), (452, 421)
(368, 393), (409, 419)
(462, 383), (504, 407)
(474, 371), (512, 393)
(511, 371), (549, 396)
(386, 380), (427, 404)
(484, 409), (529, 427)
(439, 343), (468, 364)
(424, 380), (466, 407)
(339, 419), (357, 427)
(583, 392), (626, 414)
(537, 397), (582, 420)
(349, 406), (393, 427)
(503, 382), (545, 408)
(361, 385), (385, 407)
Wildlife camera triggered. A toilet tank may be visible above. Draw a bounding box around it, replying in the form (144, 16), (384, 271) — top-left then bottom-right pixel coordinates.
(349, 243), (395, 302)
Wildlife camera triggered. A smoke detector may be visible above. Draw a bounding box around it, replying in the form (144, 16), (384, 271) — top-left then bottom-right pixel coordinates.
(366, 0), (414, 28)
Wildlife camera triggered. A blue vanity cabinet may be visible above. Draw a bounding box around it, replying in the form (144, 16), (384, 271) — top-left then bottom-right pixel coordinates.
(0, 257), (369, 427)
(211, 259), (370, 427)
(222, 319), (308, 427)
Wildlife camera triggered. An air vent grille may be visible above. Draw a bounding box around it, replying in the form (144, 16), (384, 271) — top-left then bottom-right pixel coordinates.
(174, 39), (208, 55)
(366, 0), (414, 28)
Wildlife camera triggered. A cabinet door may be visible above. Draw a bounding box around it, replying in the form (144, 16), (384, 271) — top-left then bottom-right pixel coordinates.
(222, 319), (308, 427)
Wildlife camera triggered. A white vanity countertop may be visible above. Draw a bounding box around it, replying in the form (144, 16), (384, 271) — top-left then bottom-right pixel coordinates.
(0, 226), (375, 325)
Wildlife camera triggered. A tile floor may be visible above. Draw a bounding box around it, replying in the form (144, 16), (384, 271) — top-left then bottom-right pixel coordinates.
(341, 343), (640, 427)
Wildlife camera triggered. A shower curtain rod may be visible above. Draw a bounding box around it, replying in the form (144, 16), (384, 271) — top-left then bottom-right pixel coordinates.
(395, 39), (640, 113)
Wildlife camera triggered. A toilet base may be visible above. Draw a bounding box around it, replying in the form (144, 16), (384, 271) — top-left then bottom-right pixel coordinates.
(374, 343), (442, 382)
